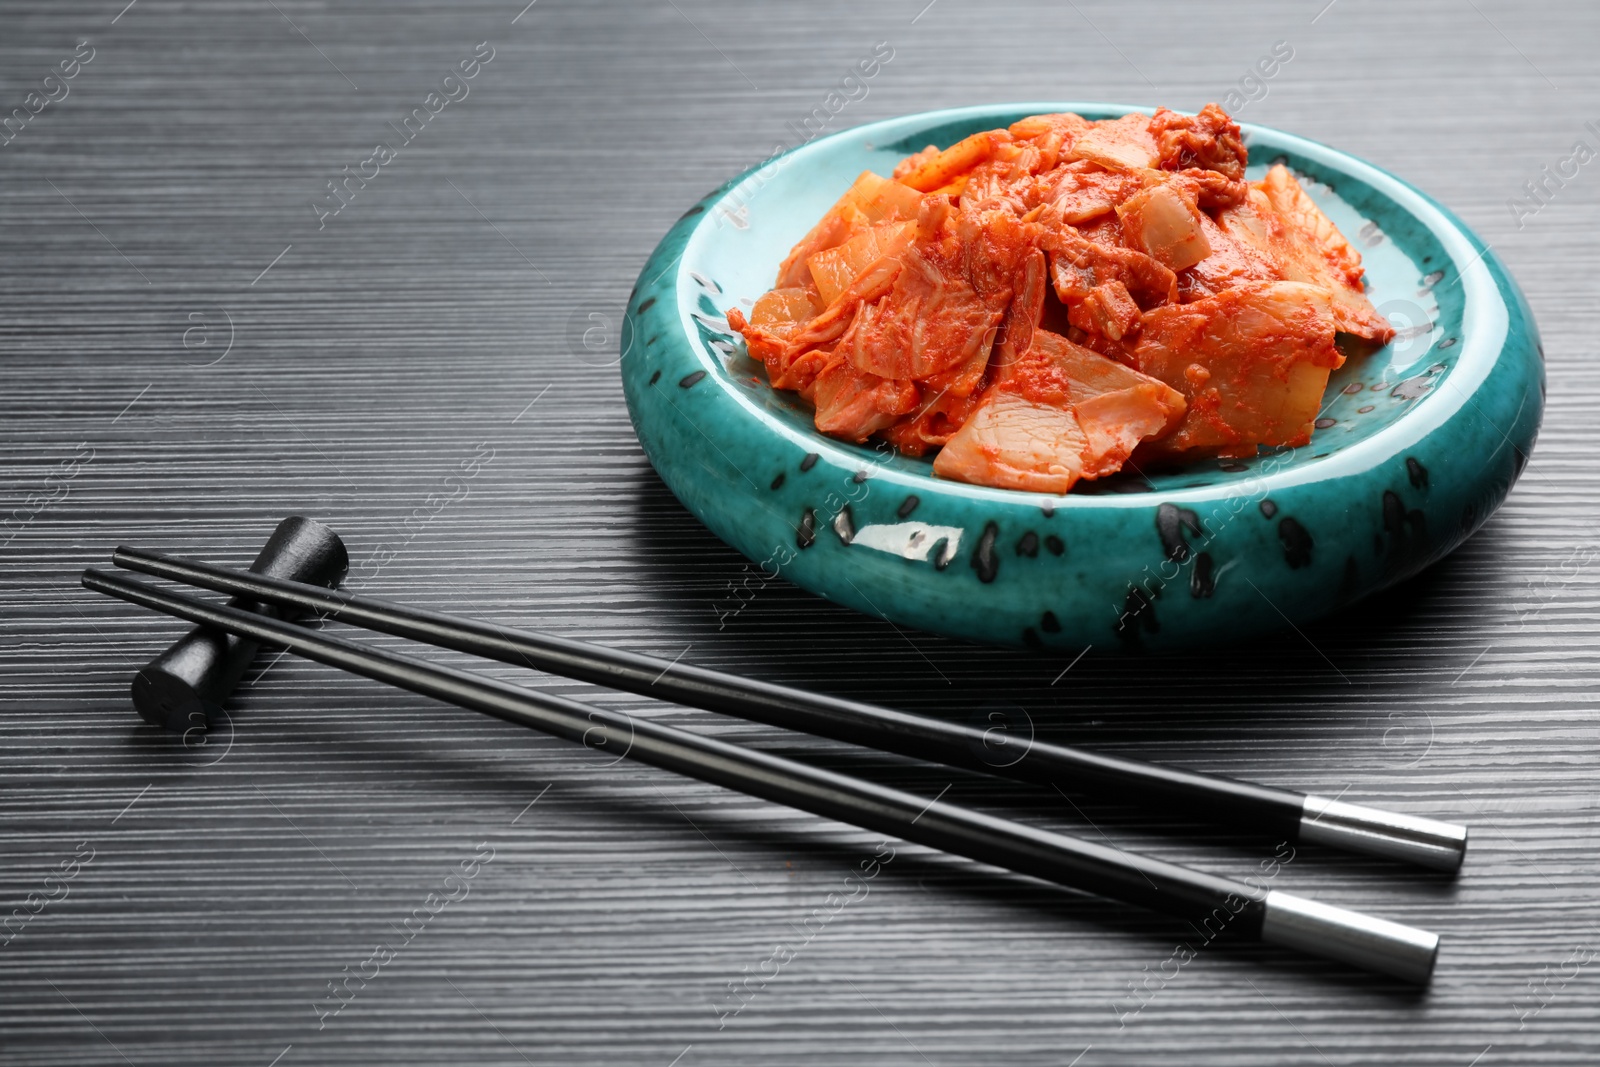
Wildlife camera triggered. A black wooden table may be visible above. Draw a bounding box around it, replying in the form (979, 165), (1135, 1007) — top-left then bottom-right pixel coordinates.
(3, 1), (1596, 1063)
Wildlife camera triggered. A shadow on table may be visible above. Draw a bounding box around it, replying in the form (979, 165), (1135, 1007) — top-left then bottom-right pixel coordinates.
(618, 461), (1499, 752)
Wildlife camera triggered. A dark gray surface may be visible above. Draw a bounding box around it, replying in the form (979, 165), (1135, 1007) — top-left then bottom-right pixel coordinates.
(2, 1), (1596, 1063)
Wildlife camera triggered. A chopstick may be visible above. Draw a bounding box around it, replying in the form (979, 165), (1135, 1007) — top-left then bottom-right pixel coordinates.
(107, 545), (1467, 872)
(82, 566), (1440, 983)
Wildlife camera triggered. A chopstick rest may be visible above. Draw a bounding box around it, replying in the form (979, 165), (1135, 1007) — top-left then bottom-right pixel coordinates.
(81, 566), (1442, 984)
(107, 546), (1468, 872)
(129, 518), (348, 734)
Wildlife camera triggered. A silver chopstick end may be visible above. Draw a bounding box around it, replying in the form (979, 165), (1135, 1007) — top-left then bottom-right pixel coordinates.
(1261, 890), (1439, 985)
(1300, 795), (1468, 872)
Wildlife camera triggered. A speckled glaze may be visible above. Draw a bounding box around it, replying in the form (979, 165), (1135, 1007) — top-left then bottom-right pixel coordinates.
(621, 104), (1543, 650)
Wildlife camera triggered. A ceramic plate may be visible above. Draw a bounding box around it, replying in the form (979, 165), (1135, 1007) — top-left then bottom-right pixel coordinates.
(622, 104), (1543, 650)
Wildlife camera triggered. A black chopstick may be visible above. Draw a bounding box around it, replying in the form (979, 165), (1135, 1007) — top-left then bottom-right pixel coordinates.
(108, 545), (1467, 872)
(83, 566), (1439, 983)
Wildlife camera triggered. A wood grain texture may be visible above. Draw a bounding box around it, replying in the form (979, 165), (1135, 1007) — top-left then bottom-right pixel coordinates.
(2, 0), (1597, 1063)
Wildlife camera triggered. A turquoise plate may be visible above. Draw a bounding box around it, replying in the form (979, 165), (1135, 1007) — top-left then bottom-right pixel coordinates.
(622, 104), (1543, 650)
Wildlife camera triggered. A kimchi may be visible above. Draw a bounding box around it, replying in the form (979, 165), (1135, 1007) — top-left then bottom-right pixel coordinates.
(726, 104), (1394, 494)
